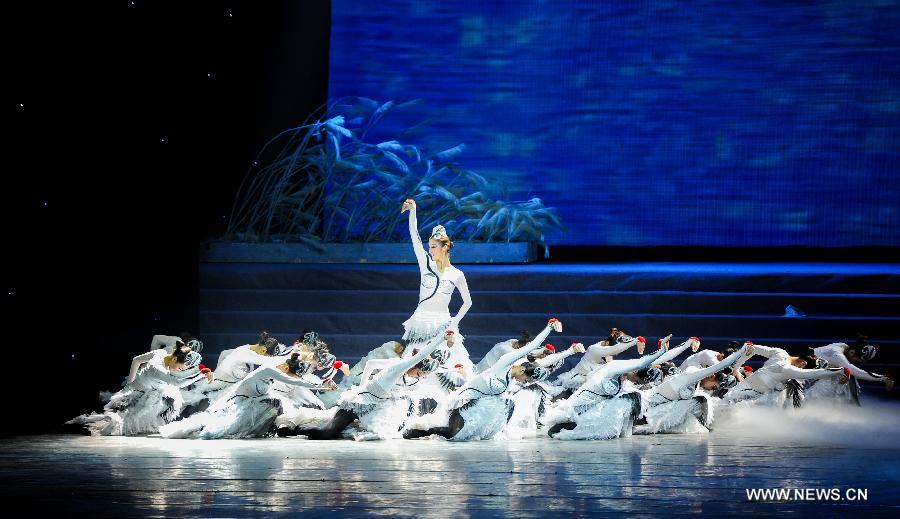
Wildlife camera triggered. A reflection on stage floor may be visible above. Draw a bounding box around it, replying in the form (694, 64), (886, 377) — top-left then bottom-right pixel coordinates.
(4, 402), (900, 517)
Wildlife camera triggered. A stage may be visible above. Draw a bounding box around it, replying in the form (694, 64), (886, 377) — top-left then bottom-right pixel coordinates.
(8, 2), (900, 518)
(5, 400), (900, 517)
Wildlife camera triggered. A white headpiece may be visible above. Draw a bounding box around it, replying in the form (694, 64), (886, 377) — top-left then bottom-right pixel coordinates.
(186, 339), (203, 353)
(431, 225), (448, 240)
(184, 351), (202, 370)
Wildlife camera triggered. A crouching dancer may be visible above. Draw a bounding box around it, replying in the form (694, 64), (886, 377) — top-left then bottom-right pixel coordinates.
(544, 339), (670, 440)
(636, 343), (749, 434)
(403, 318), (563, 441)
(278, 331), (451, 440)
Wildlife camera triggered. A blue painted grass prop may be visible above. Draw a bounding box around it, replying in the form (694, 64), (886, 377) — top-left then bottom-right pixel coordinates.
(225, 97), (563, 247)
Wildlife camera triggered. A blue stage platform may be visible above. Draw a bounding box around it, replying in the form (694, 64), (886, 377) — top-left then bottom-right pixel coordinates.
(198, 262), (900, 371)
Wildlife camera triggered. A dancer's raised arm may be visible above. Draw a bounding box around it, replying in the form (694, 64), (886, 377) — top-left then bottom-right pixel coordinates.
(586, 335), (646, 357)
(726, 341), (774, 369)
(655, 336), (699, 365)
(128, 352), (156, 383)
(369, 332), (451, 394)
(490, 319), (563, 376)
(775, 363), (848, 381)
(602, 341), (671, 378)
(402, 198), (428, 272)
(741, 343), (782, 360)
(537, 342), (585, 368)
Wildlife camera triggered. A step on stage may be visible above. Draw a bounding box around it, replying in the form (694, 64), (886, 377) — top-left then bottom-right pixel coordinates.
(200, 262), (900, 366)
(4, 400), (900, 517)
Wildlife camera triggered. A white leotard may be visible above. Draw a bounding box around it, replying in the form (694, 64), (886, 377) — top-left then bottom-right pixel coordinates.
(407, 204), (472, 330)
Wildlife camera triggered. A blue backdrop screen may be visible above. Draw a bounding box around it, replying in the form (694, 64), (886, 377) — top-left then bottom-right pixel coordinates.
(328, 0), (900, 246)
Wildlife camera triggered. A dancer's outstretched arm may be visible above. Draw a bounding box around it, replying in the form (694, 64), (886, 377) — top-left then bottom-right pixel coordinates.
(537, 342), (584, 368)
(731, 342), (782, 369)
(576, 344), (670, 398)
(656, 337), (700, 366)
(491, 319), (562, 376)
(653, 346), (748, 401)
(586, 335), (644, 357)
(603, 342), (671, 378)
(128, 352), (156, 383)
(777, 364), (847, 381)
(369, 332), (451, 393)
(745, 344), (782, 359)
(841, 362), (889, 383)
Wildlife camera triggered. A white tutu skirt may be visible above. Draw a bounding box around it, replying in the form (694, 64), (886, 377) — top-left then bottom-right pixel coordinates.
(159, 394), (281, 439)
(402, 309), (475, 371)
(402, 309), (455, 344)
(635, 394), (713, 435)
(450, 397), (513, 442)
(804, 377), (854, 402)
(505, 385), (549, 440)
(67, 384), (187, 436)
(337, 387), (415, 439)
(272, 387), (325, 414)
(551, 397), (636, 441)
(397, 377), (457, 430)
(275, 406), (338, 430)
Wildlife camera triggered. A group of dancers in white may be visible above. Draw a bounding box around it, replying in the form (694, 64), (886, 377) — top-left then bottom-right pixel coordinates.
(67, 198), (894, 440)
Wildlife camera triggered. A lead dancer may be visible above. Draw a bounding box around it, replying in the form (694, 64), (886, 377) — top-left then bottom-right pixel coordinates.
(399, 198), (474, 372)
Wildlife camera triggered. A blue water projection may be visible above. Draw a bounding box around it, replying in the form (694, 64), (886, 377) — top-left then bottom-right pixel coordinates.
(328, 0), (900, 246)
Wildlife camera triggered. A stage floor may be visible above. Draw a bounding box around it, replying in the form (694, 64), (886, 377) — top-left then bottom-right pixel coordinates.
(4, 402), (900, 517)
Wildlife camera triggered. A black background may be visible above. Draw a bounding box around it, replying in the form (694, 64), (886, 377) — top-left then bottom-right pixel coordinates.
(5, 0), (330, 433)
